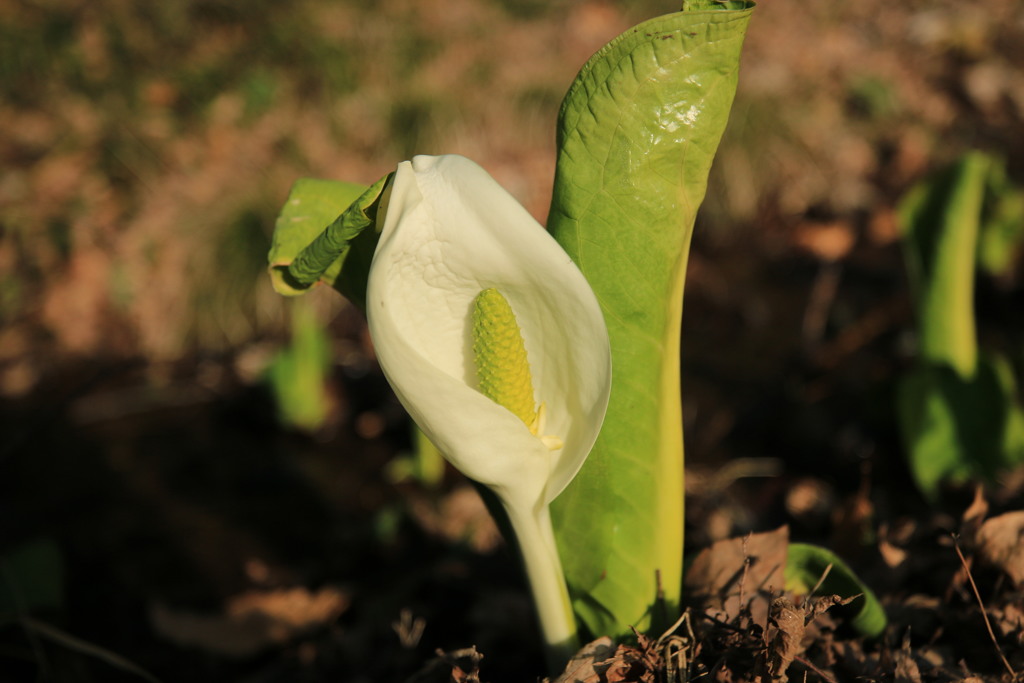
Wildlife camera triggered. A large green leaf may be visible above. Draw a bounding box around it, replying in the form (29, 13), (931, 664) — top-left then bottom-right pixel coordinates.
(547, 5), (754, 638)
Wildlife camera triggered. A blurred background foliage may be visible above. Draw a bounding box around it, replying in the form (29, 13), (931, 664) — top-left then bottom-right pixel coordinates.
(1, 0), (1024, 679)
(2, 0), (1022, 382)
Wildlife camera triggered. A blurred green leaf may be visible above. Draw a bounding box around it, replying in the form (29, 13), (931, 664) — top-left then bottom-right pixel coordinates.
(847, 76), (900, 121)
(977, 161), (1024, 276)
(898, 152), (990, 378)
(897, 354), (1024, 497)
(785, 543), (886, 639)
(897, 152), (1024, 498)
(265, 298), (331, 433)
(387, 426), (447, 488)
(242, 69), (279, 120)
(547, 4), (754, 638)
(0, 538), (63, 615)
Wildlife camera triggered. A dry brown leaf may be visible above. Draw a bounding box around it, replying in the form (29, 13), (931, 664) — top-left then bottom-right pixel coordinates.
(975, 511), (1024, 587)
(806, 593), (860, 621)
(765, 592), (858, 681)
(877, 520), (916, 572)
(878, 538), (908, 569)
(893, 636), (922, 683)
(405, 646), (484, 683)
(597, 643), (657, 683)
(39, 246), (116, 354)
(893, 653), (922, 683)
(548, 637), (615, 683)
(765, 597), (805, 682)
(407, 485), (502, 553)
(793, 221), (856, 262)
(960, 485), (989, 546)
(828, 480), (874, 563)
(444, 647), (484, 683)
(993, 603), (1024, 640)
(684, 526), (789, 626)
(784, 478), (836, 529)
(867, 207), (901, 245)
(150, 586), (348, 657)
(712, 666), (734, 682)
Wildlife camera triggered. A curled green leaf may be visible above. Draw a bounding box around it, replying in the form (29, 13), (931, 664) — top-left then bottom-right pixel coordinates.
(785, 543), (887, 638)
(269, 173), (392, 308)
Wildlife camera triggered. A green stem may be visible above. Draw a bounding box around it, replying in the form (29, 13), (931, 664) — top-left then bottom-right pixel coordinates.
(502, 499), (577, 673)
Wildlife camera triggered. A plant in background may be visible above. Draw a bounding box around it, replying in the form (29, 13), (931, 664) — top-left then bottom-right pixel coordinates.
(385, 426), (447, 489)
(897, 151), (1024, 499)
(977, 158), (1024, 278)
(265, 297), (332, 433)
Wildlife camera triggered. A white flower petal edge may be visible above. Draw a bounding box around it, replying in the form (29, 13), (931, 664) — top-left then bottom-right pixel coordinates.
(366, 154), (610, 510)
(365, 154), (611, 663)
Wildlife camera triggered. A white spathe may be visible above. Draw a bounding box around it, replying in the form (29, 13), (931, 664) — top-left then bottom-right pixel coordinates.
(366, 154), (611, 514)
(365, 154), (611, 663)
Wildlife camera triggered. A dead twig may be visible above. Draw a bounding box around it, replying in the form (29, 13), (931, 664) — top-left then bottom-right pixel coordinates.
(951, 534), (1016, 679)
(794, 654), (840, 683)
(21, 617), (163, 683)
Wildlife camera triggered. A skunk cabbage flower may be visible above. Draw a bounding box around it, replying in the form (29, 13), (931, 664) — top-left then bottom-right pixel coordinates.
(366, 155), (611, 660)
